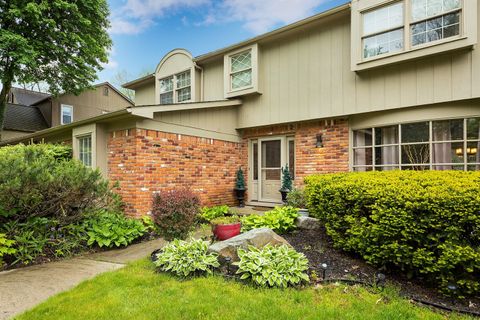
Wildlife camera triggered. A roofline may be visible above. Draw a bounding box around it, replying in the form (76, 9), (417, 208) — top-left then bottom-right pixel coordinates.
(123, 3), (351, 86)
(122, 73), (155, 89)
(194, 3), (351, 63)
(0, 108), (133, 146)
(31, 82), (134, 105)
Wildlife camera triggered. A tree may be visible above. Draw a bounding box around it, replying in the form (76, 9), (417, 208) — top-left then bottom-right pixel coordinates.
(0, 0), (112, 136)
(111, 68), (155, 102)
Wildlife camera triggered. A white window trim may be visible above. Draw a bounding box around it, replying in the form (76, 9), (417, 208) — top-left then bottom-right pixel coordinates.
(224, 43), (260, 98)
(158, 69), (192, 105)
(60, 104), (73, 125)
(351, 0), (477, 71)
(77, 134), (93, 167)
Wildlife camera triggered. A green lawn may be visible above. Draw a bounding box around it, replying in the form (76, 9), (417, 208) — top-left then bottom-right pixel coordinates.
(16, 259), (471, 320)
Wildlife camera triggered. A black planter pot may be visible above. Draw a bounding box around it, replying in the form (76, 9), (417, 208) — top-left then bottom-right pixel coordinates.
(234, 188), (246, 207)
(279, 189), (289, 203)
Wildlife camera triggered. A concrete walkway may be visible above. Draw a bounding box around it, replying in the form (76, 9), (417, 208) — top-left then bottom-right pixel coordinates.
(0, 238), (165, 320)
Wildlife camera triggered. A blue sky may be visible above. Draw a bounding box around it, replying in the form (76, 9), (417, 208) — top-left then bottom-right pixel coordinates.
(99, 0), (350, 86)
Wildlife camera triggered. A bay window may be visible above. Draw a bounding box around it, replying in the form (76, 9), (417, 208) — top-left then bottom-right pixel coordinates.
(353, 117), (480, 171)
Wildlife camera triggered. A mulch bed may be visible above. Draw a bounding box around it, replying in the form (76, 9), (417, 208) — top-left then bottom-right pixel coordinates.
(283, 227), (480, 315)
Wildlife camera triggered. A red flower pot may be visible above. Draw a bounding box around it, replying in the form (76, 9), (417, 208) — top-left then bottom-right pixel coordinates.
(213, 223), (241, 241)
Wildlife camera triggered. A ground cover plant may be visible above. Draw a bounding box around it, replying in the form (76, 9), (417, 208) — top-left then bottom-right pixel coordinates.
(16, 259), (473, 320)
(235, 244), (309, 288)
(198, 205), (229, 222)
(0, 144), (145, 267)
(153, 238), (219, 277)
(241, 206), (299, 234)
(305, 171), (480, 296)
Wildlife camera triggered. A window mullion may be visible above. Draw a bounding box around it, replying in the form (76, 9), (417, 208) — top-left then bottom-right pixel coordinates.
(429, 121), (433, 170)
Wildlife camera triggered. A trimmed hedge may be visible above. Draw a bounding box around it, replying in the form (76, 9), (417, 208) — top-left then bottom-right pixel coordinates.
(305, 171), (480, 296)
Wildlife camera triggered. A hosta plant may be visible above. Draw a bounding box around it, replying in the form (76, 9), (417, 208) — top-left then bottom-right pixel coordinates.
(234, 244), (309, 288)
(0, 233), (16, 265)
(84, 211), (146, 248)
(154, 238), (219, 277)
(241, 206), (299, 234)
(199, 205), (229, 222)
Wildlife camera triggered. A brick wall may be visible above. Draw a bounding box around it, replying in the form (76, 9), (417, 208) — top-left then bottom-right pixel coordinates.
(241, 118), (349, 187)
(108, 128), (243, 217)
(108, 119), (349, 217)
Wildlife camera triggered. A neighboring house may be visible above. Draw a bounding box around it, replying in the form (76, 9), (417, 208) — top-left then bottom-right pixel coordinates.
(2, 83), (133, 140)
(1, 1), (479, 217)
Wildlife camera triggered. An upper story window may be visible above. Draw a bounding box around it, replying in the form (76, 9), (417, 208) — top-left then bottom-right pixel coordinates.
(61, 104), (73, 125)
(410, 0), (461, 46)
(230, 50), (252, 91)
(352, 0), (474, 70)
(159, 70), (191, 104)
(224, 43), (260, 98)
(363, 2), (404, 58)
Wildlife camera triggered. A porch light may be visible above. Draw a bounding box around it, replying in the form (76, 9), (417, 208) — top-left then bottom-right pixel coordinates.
(316, 134), (324, 148)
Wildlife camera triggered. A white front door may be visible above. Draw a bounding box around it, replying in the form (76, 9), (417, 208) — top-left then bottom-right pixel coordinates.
(249, 136), (295, 203)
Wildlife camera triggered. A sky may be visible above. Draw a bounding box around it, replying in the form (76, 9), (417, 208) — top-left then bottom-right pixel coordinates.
(99, 0), (350, 87)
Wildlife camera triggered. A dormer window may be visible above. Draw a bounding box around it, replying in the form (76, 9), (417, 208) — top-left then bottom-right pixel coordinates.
(159, 70), (191, 104)
(224, 44), (259, 98)
(362, 2), (404, 59)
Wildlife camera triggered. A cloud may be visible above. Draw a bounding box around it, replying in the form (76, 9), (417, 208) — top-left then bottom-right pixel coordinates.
(109, 0), (330, 35)
(219, 0), (328, 34)
(109, 0), (208, 35)
(101, 47), (119, 70)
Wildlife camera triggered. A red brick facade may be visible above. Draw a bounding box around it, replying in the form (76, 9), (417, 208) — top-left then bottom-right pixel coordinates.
(107, 119), (349, 217)
(108, 128), (243, 217)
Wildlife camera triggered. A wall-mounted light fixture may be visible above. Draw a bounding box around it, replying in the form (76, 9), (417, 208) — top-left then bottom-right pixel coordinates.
(316, 134), (324, 148)
(455, 147), (478, 156)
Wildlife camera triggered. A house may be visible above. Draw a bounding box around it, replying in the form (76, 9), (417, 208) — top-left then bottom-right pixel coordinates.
(2, 83), (133, 140)
(1, 1), (479, 217)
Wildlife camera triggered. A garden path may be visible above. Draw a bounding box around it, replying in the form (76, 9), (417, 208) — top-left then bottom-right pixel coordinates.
(0, 238), (166, 320)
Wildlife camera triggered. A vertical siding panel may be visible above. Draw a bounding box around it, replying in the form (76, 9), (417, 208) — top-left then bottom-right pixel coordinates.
(433, 55), (452, 103)
(343, 22), (356, 115)
(288, 35), (300, 121)
(356, 72), (370, 110)
(400, 64), (417, 106)
(331, 21), (344, 116)
(452, 52), (473, 100)
(369, 69), (385, 110)
(297, 32), (310, 119)
(416, 60), (434, 104)
(384, 65), (401, 109)
(319, 28), (332, 117)
(309, 29), (322, 118)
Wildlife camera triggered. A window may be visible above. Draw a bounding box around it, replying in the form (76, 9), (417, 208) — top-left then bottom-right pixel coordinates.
(224, 44), (259, 98)
(411, 0), (461, 46)
(362, 2), (404, 58)
(61, 104), (73, 125)
(78, 135), (92, 167)
(103, 86), (109, 96)
(352, 117), (480, 171)
(360, 0), (464, 60)
(288, 138), (295, 179)
(230, 50), (252, 90)
(159, 70), (191, 104)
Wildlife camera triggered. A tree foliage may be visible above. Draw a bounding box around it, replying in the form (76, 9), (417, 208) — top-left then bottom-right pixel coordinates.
(0, 0), (112, 130)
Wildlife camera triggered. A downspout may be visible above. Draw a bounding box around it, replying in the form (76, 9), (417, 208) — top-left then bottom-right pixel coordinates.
(194, 62), (204, 101)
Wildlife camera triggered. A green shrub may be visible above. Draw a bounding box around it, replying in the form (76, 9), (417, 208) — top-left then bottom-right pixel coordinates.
(84, 211), (146, 248)
(199, 205), (229, 222)
(234, 244), (309, 288)
(152, 189), (200, 241)
(305, 171), (480, 296)
(0, 233), (16, 265)
(0, 143), (121, 225)
(153, 238), (219, 277)
(210, 215), (240, 225)
(286, 188), (307, 208)
(241, 206), (299, 234)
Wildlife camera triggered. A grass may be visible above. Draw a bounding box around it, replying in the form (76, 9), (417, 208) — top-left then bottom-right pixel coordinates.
(16, 259), (472, 320)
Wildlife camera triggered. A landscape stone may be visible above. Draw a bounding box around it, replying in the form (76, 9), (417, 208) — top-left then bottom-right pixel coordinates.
(296, 216), (321, 230)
